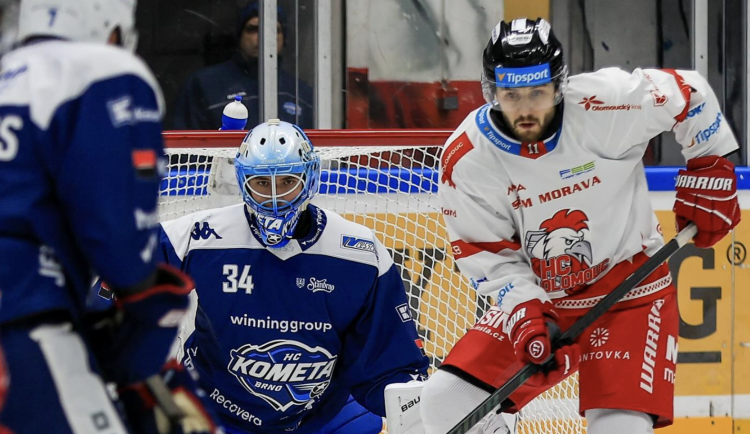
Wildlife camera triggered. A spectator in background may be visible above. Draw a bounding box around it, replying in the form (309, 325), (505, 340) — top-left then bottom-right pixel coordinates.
(173, 1), (313, 130)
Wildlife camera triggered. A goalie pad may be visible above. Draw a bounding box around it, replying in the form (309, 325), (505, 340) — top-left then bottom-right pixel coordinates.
(385, 382), (425, 434)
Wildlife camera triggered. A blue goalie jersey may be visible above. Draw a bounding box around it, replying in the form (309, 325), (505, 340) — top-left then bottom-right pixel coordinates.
(160, 204), (429, 433)
(0, 41), (164, 324)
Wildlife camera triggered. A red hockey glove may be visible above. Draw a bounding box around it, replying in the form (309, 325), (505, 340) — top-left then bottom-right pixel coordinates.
(526, 324), (580, 388)
(674, 155), (740, 248)
(507, 299), (559, 365)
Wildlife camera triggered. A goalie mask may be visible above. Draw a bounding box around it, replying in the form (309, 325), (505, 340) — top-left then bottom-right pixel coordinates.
(481, 18), (567, 112)
(235, 119), (321, 248)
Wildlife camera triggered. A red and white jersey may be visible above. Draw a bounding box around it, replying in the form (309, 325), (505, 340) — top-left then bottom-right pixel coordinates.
(439, 68), (738, 314)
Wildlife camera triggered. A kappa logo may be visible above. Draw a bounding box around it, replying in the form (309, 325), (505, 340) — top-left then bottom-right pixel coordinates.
(191, 222), (223, 240)
(341, 236), (376, 253)
(228, 340), (336, 412)
(525, 209), (610, 294)
(589, 327), (609, 347)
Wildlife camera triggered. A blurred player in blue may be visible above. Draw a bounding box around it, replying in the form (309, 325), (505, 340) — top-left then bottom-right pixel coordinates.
(157, 120), (429, 434)
(0, 1), (219, 433)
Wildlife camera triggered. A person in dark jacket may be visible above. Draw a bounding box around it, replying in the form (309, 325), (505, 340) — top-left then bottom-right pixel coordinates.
(173, 2), (313, 130)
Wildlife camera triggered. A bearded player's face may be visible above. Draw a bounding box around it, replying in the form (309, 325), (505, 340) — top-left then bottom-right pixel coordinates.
(496, 83), (557, 142)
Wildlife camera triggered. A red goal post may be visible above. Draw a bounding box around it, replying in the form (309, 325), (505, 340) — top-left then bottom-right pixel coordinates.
(161, 129), (585, 434)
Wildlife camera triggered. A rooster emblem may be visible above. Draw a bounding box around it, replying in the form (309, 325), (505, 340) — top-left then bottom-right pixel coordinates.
(526, 209), (595, 294)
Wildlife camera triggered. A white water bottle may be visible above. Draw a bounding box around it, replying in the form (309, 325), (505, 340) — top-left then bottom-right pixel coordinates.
(220, 95), (248, 130)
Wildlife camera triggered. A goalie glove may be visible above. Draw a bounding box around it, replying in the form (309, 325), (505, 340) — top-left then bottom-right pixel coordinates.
(119, 360), (220, 434)
(674, 155), (741, 248)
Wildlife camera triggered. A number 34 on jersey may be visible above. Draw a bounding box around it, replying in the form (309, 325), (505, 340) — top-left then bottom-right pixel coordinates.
(223, 264), (254, 294)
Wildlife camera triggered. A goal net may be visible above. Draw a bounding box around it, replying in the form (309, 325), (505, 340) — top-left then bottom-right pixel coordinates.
(161, 130), (584, 434)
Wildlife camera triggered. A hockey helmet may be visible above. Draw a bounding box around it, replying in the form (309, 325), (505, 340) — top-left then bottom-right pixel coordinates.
(481, 18), (567, 111)
(235, 119), (321, 248)
(18, 0), (138, 51)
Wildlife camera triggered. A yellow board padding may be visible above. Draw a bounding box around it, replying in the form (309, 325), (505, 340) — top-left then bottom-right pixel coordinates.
(505, 0), (550, 22)
(734, 419), (750, 432)
(662, 417), (733, 433)
(513, 416), (732, 433)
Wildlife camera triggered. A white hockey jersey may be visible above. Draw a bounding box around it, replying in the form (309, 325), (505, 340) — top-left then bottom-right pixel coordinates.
(439, 68), (738, 315)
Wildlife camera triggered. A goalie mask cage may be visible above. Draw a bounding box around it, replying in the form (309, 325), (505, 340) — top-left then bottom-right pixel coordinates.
(162, 130), (585, 433)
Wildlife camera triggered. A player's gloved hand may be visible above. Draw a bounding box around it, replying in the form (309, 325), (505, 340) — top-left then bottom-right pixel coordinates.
(85, 263), (194, 386)
(526, 323), (580, 388)
(506, 299), (559, 365)
(506, 299), (580, 385)
(119, 360), (220, 434)
(674, 155), (740, 248)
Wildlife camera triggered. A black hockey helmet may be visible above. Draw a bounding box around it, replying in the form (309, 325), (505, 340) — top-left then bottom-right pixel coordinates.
(481, 18), (568, 110)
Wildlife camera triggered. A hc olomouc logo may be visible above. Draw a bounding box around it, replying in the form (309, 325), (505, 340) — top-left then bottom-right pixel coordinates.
(228, 340), (337, 412)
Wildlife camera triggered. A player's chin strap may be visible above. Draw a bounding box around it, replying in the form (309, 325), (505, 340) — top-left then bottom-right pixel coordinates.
(447, 223), (698, 434)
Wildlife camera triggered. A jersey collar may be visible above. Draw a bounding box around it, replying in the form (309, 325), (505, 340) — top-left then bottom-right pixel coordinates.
(475, 104), (561, 159)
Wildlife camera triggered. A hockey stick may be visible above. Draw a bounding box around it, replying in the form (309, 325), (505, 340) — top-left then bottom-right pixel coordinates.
(447, 223), (698, 434)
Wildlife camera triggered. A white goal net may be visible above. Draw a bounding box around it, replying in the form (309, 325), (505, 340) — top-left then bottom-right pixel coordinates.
(161, 131), (584, 434)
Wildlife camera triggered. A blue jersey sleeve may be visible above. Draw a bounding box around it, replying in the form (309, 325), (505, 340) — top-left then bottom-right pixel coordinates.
(338, 262), (429, 416)
(48, 74), (164, 290)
